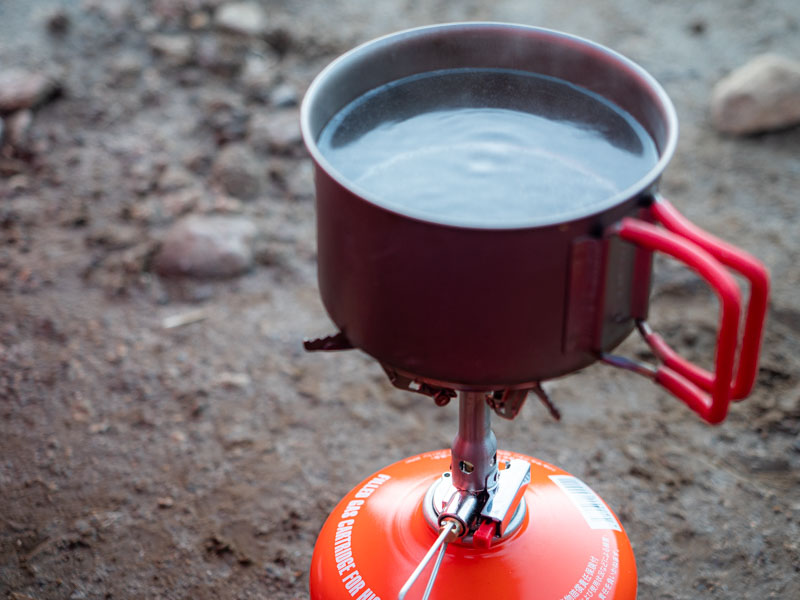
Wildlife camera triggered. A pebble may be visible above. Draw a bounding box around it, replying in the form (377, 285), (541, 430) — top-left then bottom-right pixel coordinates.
(248, 110), (302, 155)
(4, 110), (33, 152)
(270, 82), (299, 108)
(45, 8), (71, 35)
(110, 53), (143, 87)
(148, 34), (194, 67)
(195, 34), (246, 76)
(154, 214), (258, 278)
(158, 164), (196, 192)
(215, 2), (269, 37)
(240, 54), (278, 101)
(711, 54), (800, 135)
(0, 70), (60, 113)
(211, 143), (263, 200)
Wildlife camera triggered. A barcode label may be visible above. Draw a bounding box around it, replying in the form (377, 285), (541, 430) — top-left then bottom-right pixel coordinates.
(549, 475), (621, 531)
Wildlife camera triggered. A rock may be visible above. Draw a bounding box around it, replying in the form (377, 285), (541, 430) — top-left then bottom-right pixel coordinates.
(248, 110), (302, 155)
(0, 70), (60, 114)
(45, 8), (71, 35)
(149, 34), (194, 67)
(110, 53), (143, 87)
(240, 54), (278, 101)
(215, 2), (269, 37)
(189, 11), (210, 30)
(270, 82), (298, 108)
(4, 110), (33, 152)
(154, 214), (258, 278)
(159, 165), (197, 192)
(195, 34), (246, 76)
(211, 143), (263, 199)
(711, 54), (800, 135)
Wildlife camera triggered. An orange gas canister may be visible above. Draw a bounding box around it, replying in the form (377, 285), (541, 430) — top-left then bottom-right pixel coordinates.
(310, 450), (637, 600)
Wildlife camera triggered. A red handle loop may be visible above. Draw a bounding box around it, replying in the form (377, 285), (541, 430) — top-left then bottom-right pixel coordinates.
(616, 215), (743, 424)
(650, 198), (770, 399)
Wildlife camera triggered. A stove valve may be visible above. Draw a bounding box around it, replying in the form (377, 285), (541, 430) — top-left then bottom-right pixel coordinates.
(478, 458), (531, 543)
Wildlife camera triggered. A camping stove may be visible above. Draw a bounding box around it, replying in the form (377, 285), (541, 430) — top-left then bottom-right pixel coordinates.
(303, 386), (638, 600)
(299, 23), (769, 600)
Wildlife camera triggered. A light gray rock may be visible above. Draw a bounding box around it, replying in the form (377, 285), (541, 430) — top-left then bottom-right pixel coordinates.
(110, 53), (143, 87)
(211, 143), (263, 200)
(5, 109), (33, 151)
(195, 34), (246, 75)
(0, 70), (60, 113)
(270, 82), (299, 108)
(154, 215), (258, 278)
(215, 2), (269, 37)
(248, 110), (301, 155)
(149, 34), (194, 67)
(711, 54), (800, 135)
(240, 54), (278, 100)
(158, 165), (197, 192)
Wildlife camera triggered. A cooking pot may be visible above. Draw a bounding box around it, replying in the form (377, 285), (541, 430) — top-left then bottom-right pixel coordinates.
(300, 23), (769, 424)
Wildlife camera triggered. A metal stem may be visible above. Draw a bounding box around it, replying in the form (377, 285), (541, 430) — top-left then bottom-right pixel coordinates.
(397, 520), (456, 600)
(451, 391), (498, 492)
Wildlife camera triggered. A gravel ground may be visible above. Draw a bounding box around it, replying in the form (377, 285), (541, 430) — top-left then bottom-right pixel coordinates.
(1, 1), (799, 599)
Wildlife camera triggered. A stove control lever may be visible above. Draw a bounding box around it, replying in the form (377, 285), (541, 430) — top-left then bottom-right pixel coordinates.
(398, 519), (460, 600)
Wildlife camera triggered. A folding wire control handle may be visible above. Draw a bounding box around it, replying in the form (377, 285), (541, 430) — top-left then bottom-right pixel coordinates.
(606, 196), (770, 424)
(397, 519), (460, 600)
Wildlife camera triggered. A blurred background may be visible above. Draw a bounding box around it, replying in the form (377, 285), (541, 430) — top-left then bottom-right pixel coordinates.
(1, 1), (798, 599)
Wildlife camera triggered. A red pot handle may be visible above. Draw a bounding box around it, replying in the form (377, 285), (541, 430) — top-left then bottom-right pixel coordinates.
(649, 198), (770, 400)
(609, 197), (769, 424)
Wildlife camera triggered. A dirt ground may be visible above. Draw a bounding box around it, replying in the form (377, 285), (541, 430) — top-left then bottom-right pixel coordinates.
(1, 1), (799, 599)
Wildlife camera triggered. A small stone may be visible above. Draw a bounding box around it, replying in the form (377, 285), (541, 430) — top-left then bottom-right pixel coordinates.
(215, 2), (269, 37)
(240, 54), (278, 101)
(73, 518), (93, 536)
(45, 8), (71, 35)
(270, 82), (298, 108)
(214, 372), (251, 389)
(211, 143), (263, 200)
(154, 214), (258, 278)
(4, 110), (33, 152)
(711, 54), (800, 135)
(159, 164), (196, 192)
(157, 496), (174, 508)
(195, 34), (246, 76)
(221, 422), (255, 448)
(149, 34), (194, 67)
(110, 53), (143, 87)
(189, 11), (210, 30)
(0, 70), (60, 113)
(248, 110), (302, 155)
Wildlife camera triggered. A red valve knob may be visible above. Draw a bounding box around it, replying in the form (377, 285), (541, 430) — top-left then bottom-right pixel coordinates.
(473, 521), (496, 549)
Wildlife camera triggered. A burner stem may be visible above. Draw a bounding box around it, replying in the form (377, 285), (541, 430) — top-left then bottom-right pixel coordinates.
(450, 391), (499, 493)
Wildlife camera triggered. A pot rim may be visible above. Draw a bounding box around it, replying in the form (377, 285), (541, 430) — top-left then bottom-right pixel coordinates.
(300, 22), (679, 231)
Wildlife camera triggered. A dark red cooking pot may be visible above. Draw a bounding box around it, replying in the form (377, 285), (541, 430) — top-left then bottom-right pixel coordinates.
(300, 23), (769, 424)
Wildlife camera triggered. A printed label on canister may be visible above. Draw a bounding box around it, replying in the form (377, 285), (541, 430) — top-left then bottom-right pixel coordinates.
(549, 475), (622, 532)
